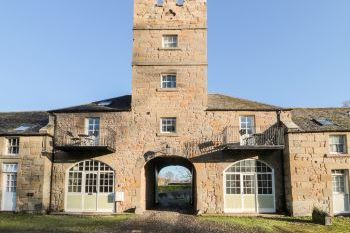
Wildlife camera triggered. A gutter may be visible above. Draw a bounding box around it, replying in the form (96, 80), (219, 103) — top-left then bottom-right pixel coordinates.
(0, 133), (53, 137)
(287, 129), (350, 134)
(206, 108), (292, 112)
(48, 113), (57, 214)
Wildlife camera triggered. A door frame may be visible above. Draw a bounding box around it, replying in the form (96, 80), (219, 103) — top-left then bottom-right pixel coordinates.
(1, 164), (18, 212)
(332, 169), (350, 215)
(223, 159), (276, 214)
(64, 160), (115, 213)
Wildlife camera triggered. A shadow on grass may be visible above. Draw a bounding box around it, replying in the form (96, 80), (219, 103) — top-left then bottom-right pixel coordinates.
(257, 216), (313, 224)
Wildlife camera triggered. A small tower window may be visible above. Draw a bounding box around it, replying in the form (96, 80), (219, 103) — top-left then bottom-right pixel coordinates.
(161, 74), (177, 89)
(176, 0), (185, 6)
(163, 35), (178, 48)
(161, 118), (177, 133)
(156, 0), (164, 7)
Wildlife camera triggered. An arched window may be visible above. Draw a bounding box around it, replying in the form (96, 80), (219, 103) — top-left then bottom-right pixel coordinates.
(68, 160), (114, 194)
(224, 159), (275, 213)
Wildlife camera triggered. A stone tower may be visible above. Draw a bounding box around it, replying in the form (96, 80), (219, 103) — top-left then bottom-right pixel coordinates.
(132, 0), (208, 144)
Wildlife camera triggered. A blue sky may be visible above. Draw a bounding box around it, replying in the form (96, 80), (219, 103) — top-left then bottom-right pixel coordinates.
(0, 0), (349, 112)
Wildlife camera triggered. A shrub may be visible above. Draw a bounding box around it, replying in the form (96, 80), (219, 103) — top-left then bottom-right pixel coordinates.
(312, 207), (332, 225)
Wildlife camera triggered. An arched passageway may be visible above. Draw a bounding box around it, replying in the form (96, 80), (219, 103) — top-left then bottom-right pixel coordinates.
(144, 156), (196, 212)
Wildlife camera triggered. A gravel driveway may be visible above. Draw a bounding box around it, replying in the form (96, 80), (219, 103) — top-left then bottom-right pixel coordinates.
(115, 211), (243, 233)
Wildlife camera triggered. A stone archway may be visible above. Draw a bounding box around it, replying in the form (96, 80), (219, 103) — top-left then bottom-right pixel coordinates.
(144, 156), (196, 212)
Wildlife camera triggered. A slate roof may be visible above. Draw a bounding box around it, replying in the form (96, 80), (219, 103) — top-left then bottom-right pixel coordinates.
(0, 112), (49, 135)
(290, 108), (350, 133)
(50, 95), (132, 113)
(207, 94), (281, 111)
(50, 94), (281, 113)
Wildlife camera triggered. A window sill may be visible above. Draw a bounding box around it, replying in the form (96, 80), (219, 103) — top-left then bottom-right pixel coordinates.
(158, 48), (182, 51)
(326, 153), (350, 158)
(156, 88), (179, 92)
(0, 155), (20, 158)
(156, 133), (179, 137)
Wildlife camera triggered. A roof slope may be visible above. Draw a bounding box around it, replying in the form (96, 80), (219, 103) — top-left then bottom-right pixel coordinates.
(207, 94), (280, 111)
(0, 112), (49, 135)
(291, 108), (350, 132)
(51, 94), (280, 113)
(50, 95), (132, 113)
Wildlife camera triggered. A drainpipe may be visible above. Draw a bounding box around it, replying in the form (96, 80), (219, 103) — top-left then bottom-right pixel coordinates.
(48, 113), (57, 214)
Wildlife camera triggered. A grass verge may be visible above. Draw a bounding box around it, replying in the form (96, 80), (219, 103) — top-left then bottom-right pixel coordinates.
(0, 213), (132, 233)
(200, 215), (350, 233)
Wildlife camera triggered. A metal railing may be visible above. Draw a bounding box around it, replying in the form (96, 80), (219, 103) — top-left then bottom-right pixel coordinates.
(223, 124), (284, 146)
(55, 126), (116, 151)
(183, 124), (285, 158)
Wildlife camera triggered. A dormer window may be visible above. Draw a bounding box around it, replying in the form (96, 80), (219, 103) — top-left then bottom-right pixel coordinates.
(163, 35), (178, 48)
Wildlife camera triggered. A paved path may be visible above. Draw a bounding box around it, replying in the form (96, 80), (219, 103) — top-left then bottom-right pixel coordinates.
(115, 211), (242, 233)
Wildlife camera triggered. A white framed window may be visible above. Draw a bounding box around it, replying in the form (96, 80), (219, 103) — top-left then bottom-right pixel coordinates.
(161, 74), (177, 89)
(7, 138), (19, 155)
(67, 160), (114, 194)
(163, 35), (178, 48)
(332, 170), (347, 193)
(330, 135), (347, 154)
(161, 118), (176, 133)
(2, 163), (18, 192)
(85, 118), (100, 145)
(3, 164), (18, 173)
(239, 116), (255, 135)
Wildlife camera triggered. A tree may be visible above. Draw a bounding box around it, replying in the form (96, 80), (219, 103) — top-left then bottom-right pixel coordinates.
(164, 171), (175, 184)
(343, 101), (350, 107)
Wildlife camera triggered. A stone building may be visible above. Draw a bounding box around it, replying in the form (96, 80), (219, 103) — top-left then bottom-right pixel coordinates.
(0, 112), (53, 212)
(0, 0), (349, 217)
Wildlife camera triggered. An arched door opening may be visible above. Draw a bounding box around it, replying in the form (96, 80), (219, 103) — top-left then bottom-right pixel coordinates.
(65, 160), (115, 213)
(224, 159), (276, 213)
(157, 166), (192, 209)
(144, 156), (196, 212)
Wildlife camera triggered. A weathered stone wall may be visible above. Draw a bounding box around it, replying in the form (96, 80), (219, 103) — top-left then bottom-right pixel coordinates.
(51, 0), (289, 215)
(284, 132), (350, 216)
(193, 150), (285, 214)
(0, 136), (52, 212)
(52, 109), (283, 213)
(134, 0), (207, 30)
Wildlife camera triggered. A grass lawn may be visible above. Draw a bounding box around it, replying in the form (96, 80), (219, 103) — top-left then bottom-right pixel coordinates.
(0, 213), (133, 233)
(200, 215), (350, 233)
(158, 185), (191, 193)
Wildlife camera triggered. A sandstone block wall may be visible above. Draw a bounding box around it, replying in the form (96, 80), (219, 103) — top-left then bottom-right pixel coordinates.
(193, 150), (285, 214)
(52, 109), (283, 213)
(0, 135), (52, 212)
(284, 132), (350, 216)
(134, 0), (207, 30)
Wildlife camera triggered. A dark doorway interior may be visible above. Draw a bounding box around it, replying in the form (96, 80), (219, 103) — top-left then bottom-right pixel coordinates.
(144, 156), (196, 213)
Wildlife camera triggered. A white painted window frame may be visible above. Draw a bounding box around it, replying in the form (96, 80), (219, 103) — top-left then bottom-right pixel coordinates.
(65, 160), (115, 213)
(223, 159), (276, 214)
(162, 35), (178, 49)
(161, 74), (177, 89)
(330, 135), (347, 154)
(6, 137), (20, 156)
(160, 117), (177, 134)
